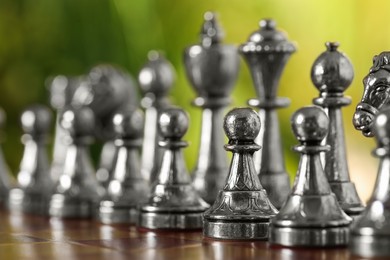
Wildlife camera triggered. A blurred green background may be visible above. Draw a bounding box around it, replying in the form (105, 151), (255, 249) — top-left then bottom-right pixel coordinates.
(0, 0), (389, 201)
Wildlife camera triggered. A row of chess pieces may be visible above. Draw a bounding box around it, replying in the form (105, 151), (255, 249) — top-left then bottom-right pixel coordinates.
(0, 11), (388, 258)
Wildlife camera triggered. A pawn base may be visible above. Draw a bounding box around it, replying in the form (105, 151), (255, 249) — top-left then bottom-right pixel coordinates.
(270, 225), (350, 247)
(8, 188), (49, 215)
(203, 219), (269, 240)
(49, 194), (95, 218)
(350, 234), (390, 257)
(98, 202), (138, 224)
(139, 211), (204, 230)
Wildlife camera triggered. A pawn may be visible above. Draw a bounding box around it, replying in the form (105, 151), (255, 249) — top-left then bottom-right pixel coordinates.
(49, 106), (104, 218)
(270, 106), (352, 247)
(203, 108), (278, 240)
(8, 105), (53, 214)
(350, 106), (390, 257)
(139, 108), (209, 229)
(0, 107), (11, 202)
(98, 108), (148, 224)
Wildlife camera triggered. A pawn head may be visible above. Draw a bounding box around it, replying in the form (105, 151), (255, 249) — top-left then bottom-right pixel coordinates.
(60, 106), (95, 137)
(291, 106), (329, 143)
(138, 51), (175, 97)
(374, 106), (390, 146)
(224, 108), (261, 142)
(159, 107), (189, 140)
(21, 105), (52, 136)
(113, 108), (144, 139)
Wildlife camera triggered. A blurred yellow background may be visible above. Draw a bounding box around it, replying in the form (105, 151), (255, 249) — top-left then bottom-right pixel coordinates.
(0, 0), (388, 202)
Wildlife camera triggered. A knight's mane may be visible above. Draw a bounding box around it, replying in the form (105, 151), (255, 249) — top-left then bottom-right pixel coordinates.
(370, 52), (390, 73)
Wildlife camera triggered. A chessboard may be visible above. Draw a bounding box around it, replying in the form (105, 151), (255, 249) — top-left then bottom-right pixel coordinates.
(0, 207), (360, 260)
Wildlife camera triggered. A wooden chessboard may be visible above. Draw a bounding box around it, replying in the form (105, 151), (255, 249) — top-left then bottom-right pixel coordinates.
(0, 208), (364, 260)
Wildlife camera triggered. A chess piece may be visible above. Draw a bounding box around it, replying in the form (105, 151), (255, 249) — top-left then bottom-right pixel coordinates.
(350, 106), (390, 257)
(8, 105), (53, 214)
(353, 51), (390, 137)
(270, 106), (352, 247)
(312, 42), (364, 218)
(139, 108), (209, 229)
(139, 51), (174, 183)
(184, 12), (240, 204)
(98, 108), (148, 224)
(85, 65), (139, 188)
(49, 106), (104, 218)
(203, 108), (278, 240)
(239, 19), (296, 209)
(49, 75), (82, 182)
(0, 108), (12, 202)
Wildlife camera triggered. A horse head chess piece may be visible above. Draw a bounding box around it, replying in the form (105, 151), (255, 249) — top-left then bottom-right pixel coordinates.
(353, 52), (390, 137)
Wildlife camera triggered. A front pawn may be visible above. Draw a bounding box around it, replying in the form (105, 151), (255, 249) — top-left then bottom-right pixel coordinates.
(270, 106), (352, 247)
(49, 107), (104, 218)
(98, 109), (148, 224)
(350, 106), (390, 257)
(203, 108), (278, 240)
(139, 108), (209, 229)
(8, 105), (52, 214)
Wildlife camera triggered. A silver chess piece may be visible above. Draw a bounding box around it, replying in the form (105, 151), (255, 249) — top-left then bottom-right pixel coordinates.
(139, 51), (174, 183)
(0, 107), (11, 202)
(49, 106), (104, 218)
(85, 65), (139, 188)
(312, 42), (364, 218)
(270, 106), (352, 247)
(353, 52), (390, 137)
(139, 108), (209, 229)
(49, 75), (82, 182)
(350, 106), (390, 257)
(184, 12), (240, 204)
(203, 108), (278, 240)
(239, 19), (296, 209)
(8, 105), (53, 214)
(98, 108), (148, 224)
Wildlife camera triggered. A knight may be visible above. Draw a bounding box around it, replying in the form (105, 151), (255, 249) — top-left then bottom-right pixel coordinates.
(353, 52), (390, 136)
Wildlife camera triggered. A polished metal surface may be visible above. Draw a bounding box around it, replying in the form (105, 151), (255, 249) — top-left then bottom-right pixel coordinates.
(98, 108), (148, 224)
(8, 105), (53, 215)
(353, 51), (390, 137)
(203, 108), (278, 240)
(49, 75), (83, 182)
(139, 51), (174, 183)
(270, 106), (352, 247)
(350, 106), (390, 257)
(239, 19), (295, 209)
(312, 42), (364, 217)
(139, 108), (209, 230)
(86, 65), (139, 188)
(0, 108), (11, 202)
(184, 12), (239, 204)
(49, 65), (139, 187)
(49, 107), (104, 218)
